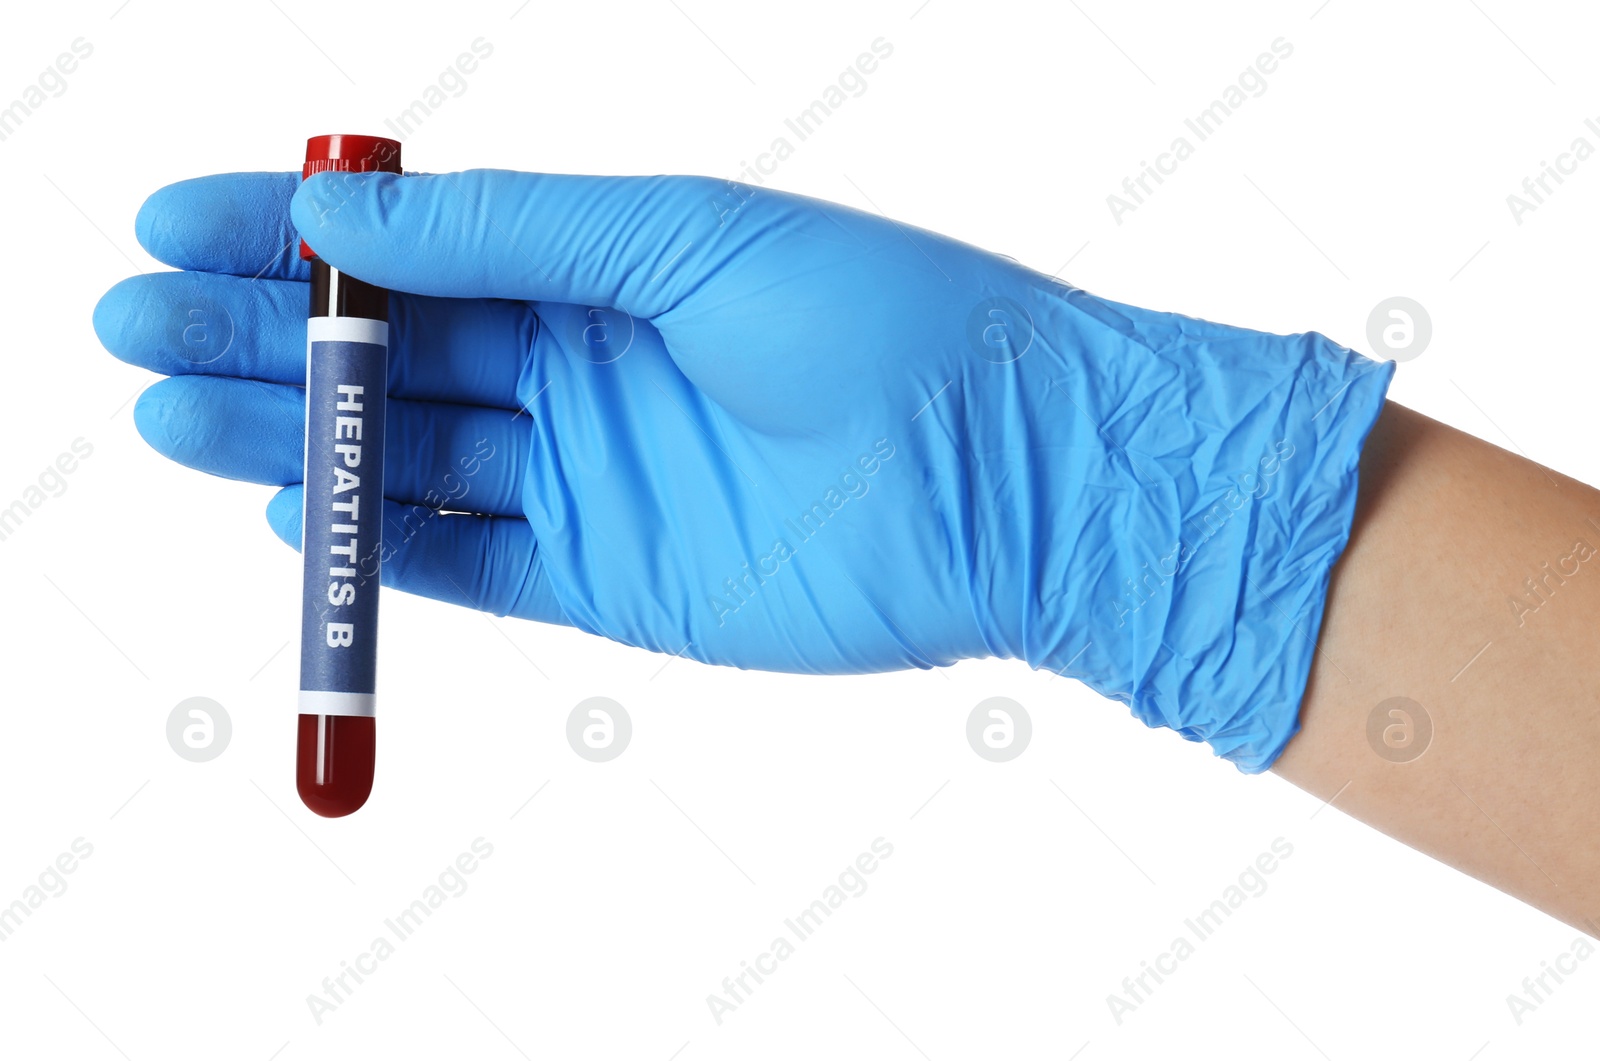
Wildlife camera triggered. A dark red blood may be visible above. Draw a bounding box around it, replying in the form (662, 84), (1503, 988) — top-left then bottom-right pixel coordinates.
(297, 714), (375, 818)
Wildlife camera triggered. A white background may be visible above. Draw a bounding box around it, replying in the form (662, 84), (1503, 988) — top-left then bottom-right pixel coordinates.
(1, 0), (1596, 1057)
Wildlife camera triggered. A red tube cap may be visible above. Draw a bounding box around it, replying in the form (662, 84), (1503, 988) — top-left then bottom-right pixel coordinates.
(299, 134), (403, 260)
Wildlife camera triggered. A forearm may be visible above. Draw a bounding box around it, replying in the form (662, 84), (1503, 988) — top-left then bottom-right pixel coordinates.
(1273, 400), (1600, 934)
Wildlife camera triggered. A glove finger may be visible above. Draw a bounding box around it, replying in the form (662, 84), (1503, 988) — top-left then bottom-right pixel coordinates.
(134, 376), (526, 516)
(290, 170), (746, 318)
(95, 271), (532, 409)
(136, 172), (309, 281)
(267, 485), (569, 625)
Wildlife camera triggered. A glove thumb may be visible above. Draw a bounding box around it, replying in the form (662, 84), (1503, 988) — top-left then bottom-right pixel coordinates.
(290, 169), (744, 318)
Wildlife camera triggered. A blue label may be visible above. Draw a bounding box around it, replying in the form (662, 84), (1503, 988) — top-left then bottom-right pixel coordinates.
(300, 337), (386, 696)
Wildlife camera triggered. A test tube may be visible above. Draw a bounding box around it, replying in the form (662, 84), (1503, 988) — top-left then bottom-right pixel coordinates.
(296, 134), (401, 817)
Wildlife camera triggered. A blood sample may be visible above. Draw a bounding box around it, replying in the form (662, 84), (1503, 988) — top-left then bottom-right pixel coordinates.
(296, 134), (401, 817)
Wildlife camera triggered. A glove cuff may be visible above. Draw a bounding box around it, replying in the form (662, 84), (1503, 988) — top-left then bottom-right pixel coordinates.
(1023, 300), (1396, 773)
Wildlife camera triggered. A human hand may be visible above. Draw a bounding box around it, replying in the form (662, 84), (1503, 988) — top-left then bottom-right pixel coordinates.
(95, 169), (1392, 770)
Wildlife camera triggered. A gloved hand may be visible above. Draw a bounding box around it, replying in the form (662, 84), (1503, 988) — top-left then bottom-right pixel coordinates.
(95, 169), (1393, 772)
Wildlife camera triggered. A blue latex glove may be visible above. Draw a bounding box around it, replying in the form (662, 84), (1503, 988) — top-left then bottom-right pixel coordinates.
(96, 170), (1394, 772)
